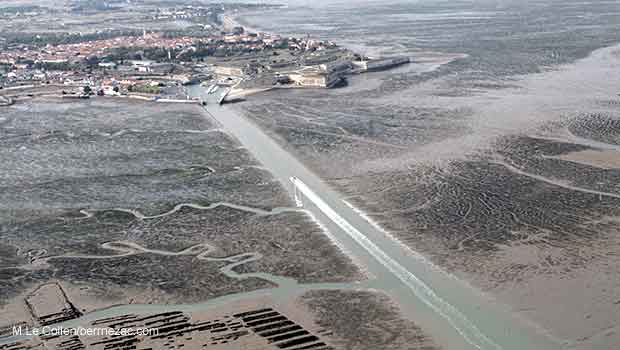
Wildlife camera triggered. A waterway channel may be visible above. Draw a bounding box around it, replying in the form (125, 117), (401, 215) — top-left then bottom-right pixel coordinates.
(183, 86), (564, 350)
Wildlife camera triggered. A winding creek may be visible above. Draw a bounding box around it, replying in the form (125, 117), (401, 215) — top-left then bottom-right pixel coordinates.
(76, 202), (303, 220)
(2, 233), (361, 344)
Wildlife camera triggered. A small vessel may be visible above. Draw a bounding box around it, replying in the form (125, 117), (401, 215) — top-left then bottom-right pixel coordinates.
(206, 84), (218, 94)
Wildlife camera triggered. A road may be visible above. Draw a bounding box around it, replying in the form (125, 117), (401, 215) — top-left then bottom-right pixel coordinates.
(188, 85), (563, 350)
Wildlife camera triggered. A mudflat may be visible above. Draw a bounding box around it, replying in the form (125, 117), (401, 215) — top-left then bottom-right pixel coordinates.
(237, 26), (620, 350)
(0, 99), (361, 335)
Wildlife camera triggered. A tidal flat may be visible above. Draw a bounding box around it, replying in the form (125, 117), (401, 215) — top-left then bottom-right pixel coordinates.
(0, 99), (363, 333)
(237, 3), (620, 346)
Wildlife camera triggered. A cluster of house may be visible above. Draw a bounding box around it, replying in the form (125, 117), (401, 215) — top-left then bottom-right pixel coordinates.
(0, 27), (339, 68)
(0, 17), (410, 95)
(0, 57), (211, 102)
(288, 37), (338, 52)
(152, 5), (218, 21)
(0, 33), (196, 66)
(2, 58), (186, 82)
(0, 6), (44, 19)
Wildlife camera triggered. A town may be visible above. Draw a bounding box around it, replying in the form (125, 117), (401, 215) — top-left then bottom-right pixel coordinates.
(0, 2), (409, 105)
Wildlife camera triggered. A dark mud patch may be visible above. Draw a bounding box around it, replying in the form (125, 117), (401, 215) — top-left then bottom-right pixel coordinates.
(0, 100), (361, 313)
(302, 290), (438, 350)
(569, 113), (620, 146)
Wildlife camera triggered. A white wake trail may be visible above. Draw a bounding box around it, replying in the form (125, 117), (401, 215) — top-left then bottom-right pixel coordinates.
(291, 176), (502, 350)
